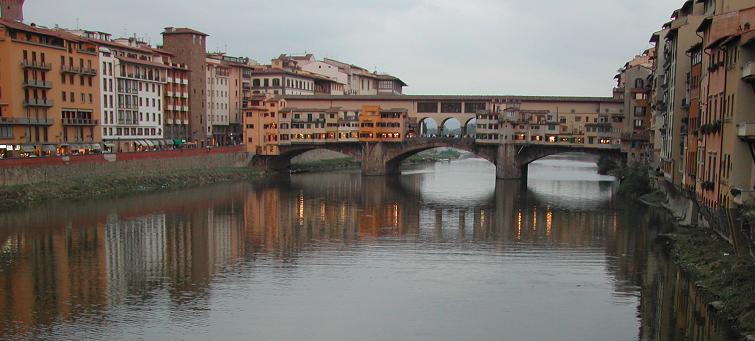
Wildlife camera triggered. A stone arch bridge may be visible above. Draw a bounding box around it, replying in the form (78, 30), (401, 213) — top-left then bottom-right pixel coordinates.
(251, 138), (626, 179)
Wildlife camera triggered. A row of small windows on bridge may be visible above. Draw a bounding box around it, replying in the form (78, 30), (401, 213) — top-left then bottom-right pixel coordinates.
(418, 102), (486, 113)
(248, 132), (401, 143)
(477, 133), (614, 144)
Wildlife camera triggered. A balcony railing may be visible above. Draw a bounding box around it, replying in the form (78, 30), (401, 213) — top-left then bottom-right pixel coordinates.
(21, 60), (52, 70)
(117, 103), (138, 110)
(81, 67), (97, 76)
(23, 79), (53, 89)
(117, 87), (138, 94)
(117, 119), (139, 125)
(62, 118), (98, 126)
(0, 117), (55, 125)
(24, 98), (54, 107)
(737, 122), (755, 140)
(61, 65), (80, 74)
(743, 61), (755, 83)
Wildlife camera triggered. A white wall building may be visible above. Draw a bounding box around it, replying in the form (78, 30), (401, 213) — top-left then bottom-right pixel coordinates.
(206, 58), (230, 144)
(69, 30), (168, 152)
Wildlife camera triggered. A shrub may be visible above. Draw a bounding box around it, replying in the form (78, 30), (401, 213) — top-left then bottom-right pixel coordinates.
(617, 162), (652, 197)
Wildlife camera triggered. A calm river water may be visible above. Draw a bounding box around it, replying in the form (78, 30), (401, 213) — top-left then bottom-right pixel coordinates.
(0, 155), (735, 340)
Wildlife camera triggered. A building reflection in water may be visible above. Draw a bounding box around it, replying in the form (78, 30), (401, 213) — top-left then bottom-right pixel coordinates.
(0, 163), (738, 339)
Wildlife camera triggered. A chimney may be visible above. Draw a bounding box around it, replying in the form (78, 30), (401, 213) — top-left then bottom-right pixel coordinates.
(0, 0), (24, 22)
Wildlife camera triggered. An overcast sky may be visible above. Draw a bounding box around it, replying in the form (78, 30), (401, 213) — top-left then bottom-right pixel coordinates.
(27, 0), (679, 96)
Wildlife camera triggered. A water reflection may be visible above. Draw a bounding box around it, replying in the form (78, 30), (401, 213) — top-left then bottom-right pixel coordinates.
(0, 158), (735, 340)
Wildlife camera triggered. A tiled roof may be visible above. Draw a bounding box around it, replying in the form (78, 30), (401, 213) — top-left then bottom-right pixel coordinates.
(162, 27), (208, 36)
(0, 19), (87, 42)
(283, 95), (623, 103)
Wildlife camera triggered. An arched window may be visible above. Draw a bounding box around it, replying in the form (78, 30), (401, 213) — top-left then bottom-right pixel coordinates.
(635, 79), (644, 88)
(272, 78), (280, 87)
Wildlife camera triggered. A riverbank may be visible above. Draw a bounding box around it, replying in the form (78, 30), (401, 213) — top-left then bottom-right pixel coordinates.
(0, 167), (267, 211)
(659, 226), (755, 339)
(626, 170), (755, 339)
(289, 157), (360, 173)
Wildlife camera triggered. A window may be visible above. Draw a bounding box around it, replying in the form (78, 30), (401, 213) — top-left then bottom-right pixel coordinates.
(464, 102), (486, 113)
(440, 102), (462, 113)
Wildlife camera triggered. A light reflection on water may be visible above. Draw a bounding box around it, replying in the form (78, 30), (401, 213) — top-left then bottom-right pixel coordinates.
(0, 156), (734, 340)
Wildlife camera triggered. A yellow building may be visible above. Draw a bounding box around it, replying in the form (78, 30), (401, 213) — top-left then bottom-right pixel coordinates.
(0, 19), (101, 157)
(244, 94), (285, 155)
(358, 105), (407, 142)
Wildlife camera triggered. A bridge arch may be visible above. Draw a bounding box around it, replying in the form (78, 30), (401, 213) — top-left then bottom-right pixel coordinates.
(375, 138), (497, 175)
(495, 144), (626, 179)
(515, 146), (625, 168)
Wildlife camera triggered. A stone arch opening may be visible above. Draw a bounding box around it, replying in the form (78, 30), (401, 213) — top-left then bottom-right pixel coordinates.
(440, 117), (462, 138)
(418, 117), (439, 137)
(464, 117), (477, 138)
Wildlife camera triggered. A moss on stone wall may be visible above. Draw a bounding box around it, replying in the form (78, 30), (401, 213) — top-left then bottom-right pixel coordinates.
(660, 227), (755, 339)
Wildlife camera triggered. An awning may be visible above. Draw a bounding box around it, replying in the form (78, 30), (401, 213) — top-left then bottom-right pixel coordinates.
(156, 140), (165, 146)
(145, 140), (154, 147)
(42, 145), (56, 152)
(69, 144), (82, 150)
(706, 35), (733, 49)
(91, 143), (102, 150)
(20, 145), (36, 152)
(135, 140), (146, 147)
(82, 144), (92, 150)
(172, 139), (183, 146)
(743, 31), (755, 47)
(103, 142), (115, 148)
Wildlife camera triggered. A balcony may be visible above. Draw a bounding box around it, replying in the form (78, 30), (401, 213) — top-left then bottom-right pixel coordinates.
(21, 60), (52, 70)
(118, 87), (138, 94)
(61, 65), (80, 74)
(77, 47), (97, 55)
(24, 98), (53, 107)
(62, 118), (98, 126)
(117, 103), (138, 110)
(23, 79), (53, 89)
(681, 97), (690, 109)
(737, 122), (755, 140)
(115, 118), (138, 125)
(0, 117), (55, 125)
(81, 67), (97, 76)
(743, 61), (755, 83)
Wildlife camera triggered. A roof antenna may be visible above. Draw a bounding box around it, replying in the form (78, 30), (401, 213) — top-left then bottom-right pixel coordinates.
(76, 17), (80, 30)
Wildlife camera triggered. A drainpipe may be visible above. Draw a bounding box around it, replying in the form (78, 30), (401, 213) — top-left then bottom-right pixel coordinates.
(701, 33), (713, 203)
(717, 46), (727, 209)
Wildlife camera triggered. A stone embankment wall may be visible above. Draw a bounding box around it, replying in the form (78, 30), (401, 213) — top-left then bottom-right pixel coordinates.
(0, 146), (252, 187)
(650, 176), (754, 258)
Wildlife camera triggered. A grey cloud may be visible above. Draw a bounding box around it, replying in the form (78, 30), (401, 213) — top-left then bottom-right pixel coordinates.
(27, 0), (680, 96)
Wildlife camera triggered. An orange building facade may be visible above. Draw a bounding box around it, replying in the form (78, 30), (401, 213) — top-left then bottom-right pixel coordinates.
(0, 19), (101, 157)
(243, 97), (412, 156)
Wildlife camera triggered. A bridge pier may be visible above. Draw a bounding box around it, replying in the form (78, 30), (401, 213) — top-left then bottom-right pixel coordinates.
(495, 144), (527, 180)
(361, 142), (401, 176)
(251, 155), (291, 173)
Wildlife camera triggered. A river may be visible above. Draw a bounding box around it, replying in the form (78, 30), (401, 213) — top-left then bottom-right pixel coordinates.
(0, 155), (735, 340)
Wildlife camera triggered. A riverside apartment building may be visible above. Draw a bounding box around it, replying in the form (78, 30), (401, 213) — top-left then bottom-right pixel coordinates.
(0, 18), (101, 157)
